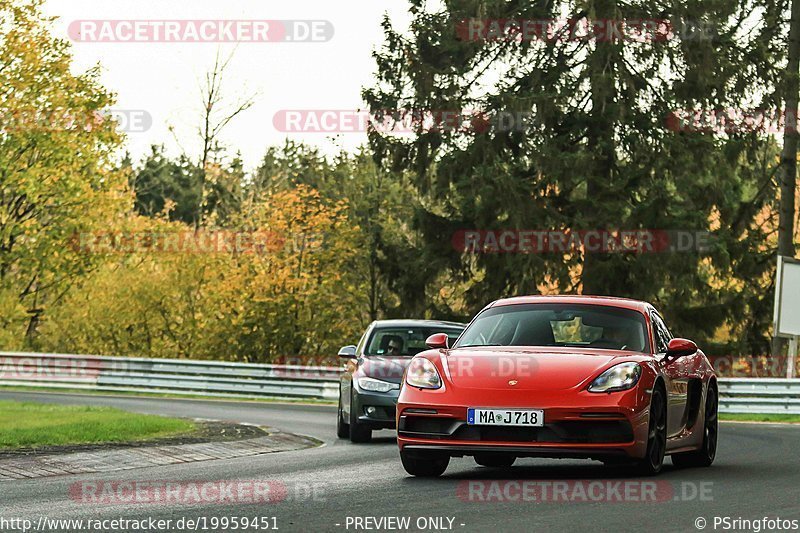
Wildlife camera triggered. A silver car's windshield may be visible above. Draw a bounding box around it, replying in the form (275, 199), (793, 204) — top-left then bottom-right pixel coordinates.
(365, 327), (463, 357)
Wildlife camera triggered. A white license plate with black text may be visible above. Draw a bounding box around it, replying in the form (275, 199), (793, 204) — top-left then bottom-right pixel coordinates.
(467, 408), (544, 426)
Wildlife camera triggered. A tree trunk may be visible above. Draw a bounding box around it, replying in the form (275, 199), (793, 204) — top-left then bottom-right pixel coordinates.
(773, 0), (800, 356)
(779, 0), (800, 258)
(582, 0), (619, 295)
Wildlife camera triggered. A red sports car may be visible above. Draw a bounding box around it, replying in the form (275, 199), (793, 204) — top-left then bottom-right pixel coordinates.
(396, 295), (718, 477)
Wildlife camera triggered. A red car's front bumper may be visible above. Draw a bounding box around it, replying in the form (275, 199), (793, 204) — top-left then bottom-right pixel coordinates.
(397, 385), (652, 460)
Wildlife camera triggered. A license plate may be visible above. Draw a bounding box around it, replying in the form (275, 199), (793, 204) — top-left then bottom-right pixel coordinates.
(467, 408), (544, 427)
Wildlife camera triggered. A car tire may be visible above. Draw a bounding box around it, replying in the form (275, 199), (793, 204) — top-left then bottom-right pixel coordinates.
(633, 385), (667, 476)
(349, 389), (372, 443)
(336, 391), (349, 439)
(474, 454), (515, 468)
(672, 382), (718, 468)
(400, 449), (449, 477)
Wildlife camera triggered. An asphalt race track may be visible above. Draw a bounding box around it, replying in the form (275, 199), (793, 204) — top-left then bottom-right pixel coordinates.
(1, 391), (799, 533)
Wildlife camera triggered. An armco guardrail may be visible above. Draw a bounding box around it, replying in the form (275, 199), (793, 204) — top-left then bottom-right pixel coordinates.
(717, 378), (800, 414)
(0, 352), (341, 400)
(2, 352), (800, 412)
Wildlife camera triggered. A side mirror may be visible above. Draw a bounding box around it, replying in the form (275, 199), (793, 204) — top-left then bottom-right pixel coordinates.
(337, 345), (357, 358)
(666, 338), (697, 358)
(425, 333), (449, 349)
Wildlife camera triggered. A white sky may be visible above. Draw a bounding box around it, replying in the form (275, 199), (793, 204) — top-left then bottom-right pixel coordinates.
(43, 0), (411, 170)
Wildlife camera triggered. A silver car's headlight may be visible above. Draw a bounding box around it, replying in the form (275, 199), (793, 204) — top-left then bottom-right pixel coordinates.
(588, 362), (642, 393)
(357, 377), (399, 393)
(405, 358), (442, 389)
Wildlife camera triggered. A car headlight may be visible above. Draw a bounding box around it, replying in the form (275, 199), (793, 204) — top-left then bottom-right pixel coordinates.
(357, 377), (399, 393)
(588, 362), (642, 393)
(405, 358), (442, 389)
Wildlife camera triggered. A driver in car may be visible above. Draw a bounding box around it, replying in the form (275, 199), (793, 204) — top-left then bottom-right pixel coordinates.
(385, 336), (404, 356)
(604, 326), (633, 350)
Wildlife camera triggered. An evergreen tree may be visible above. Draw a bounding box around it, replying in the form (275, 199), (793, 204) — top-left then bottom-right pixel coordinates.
(364, 0), (789, 353)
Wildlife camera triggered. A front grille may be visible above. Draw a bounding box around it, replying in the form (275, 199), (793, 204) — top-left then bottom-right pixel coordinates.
(398, 416), (461, 436)
(399, 416), (633, 444)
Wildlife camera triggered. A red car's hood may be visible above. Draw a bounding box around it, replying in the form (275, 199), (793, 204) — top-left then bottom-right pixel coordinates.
(442, 346), (637, 391)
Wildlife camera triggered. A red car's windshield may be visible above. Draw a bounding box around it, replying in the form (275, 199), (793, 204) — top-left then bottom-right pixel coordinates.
(453, 303), (650, 353)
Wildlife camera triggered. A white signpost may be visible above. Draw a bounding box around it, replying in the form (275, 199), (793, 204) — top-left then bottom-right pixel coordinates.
(773, 256), (800, 378)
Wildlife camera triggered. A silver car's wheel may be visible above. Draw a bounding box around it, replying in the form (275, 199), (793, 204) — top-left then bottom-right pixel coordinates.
(336, 391), (349, 439)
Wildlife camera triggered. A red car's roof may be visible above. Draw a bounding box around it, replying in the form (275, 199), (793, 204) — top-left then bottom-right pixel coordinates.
(490, 295), (652, 313)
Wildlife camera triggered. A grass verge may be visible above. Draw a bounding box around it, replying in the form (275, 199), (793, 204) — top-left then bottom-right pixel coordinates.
(0, 385), (336, 406)
(720, 413), (800, 423)
(0, 400), (195, 450)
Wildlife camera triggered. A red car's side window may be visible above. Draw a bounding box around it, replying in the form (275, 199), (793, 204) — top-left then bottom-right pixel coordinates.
(651, 312), (672, 354)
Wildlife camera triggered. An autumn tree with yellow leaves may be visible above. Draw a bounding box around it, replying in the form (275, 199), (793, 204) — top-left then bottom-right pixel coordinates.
(0, 0), (127, 348)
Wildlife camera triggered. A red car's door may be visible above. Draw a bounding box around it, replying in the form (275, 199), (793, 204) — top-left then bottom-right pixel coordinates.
(652, 311), (690, 437)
